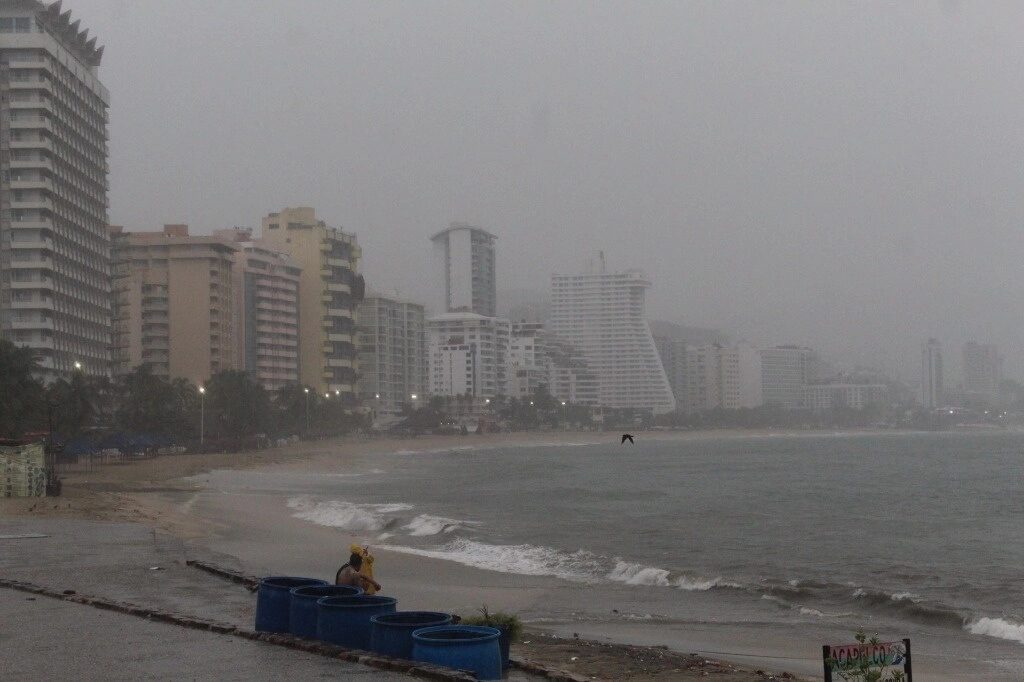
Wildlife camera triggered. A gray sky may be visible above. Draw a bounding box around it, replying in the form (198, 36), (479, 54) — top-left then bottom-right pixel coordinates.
(78, 0), (1024, 382)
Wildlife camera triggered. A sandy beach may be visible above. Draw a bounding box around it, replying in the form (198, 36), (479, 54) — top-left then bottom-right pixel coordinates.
(3, 428), (1005, 680)
(0, 429), (828, 680)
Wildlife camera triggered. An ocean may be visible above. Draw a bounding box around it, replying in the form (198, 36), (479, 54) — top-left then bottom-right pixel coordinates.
(202, 431), (1024, 676)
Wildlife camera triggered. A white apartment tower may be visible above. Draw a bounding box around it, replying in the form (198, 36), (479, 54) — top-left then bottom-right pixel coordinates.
(920, 338), (943, 409)
(684, 343), (763, 413)
(962, 341), (1001, 405)
(760, 346), (819, 409)
(550, 263), (675, 414)
(356, 293), (426, 415)
(0, 1), (110, 378)
(430, 223), (496, 317)
(508, 321), (548, 399)
(427, 312), (509, 399)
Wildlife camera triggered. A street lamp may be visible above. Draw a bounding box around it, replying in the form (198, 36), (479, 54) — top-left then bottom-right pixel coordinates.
(198, 386), (206, 445)
(73, 361), (82, 371)
(304, 387), (311, 432)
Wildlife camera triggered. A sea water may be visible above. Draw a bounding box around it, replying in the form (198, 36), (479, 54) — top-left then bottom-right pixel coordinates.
(207, 432), (1024, 674)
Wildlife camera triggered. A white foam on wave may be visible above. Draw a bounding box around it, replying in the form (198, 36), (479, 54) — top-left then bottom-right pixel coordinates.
(962, 614), (1024, 643)
(287, 495), (413, 531)
(403, 514), (477, 536)
(966, 618), (1024, 645)
(607, 561), (671, 586)
(380, 538), (605, 582)
(889, 592), (920, 602)
(677, 575), (740, 591)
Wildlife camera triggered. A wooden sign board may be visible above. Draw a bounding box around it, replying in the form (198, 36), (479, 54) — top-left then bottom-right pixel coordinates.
(822, 638), (912, 681)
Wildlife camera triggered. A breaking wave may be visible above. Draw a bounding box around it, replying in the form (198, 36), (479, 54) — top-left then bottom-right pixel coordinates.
(286, 495), (412, 532)
(966, 617), (1024, 645)
(403, 514), (477, 536)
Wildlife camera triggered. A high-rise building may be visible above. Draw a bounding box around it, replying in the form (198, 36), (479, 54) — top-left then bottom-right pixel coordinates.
(109, 225), (236, 385)
(549, 265), (674, 414)
(545, 334), (599, 406)
(962, 341), (1001, 405)
(654, 335), (688, 408)
(426, 312), (509, 399)
(760, 346), (819, 409)
(683, 343), (762, 412)
(0, 1), (110, 378)
(356, 293), (426, 415)
(261, 207), (364, 399)
(508, 321), (548, 398)
(214, 228), (301, 392)
(430, 223), (496, 317)
(920, 338), (943, 409)
(803, 383), (888, 411)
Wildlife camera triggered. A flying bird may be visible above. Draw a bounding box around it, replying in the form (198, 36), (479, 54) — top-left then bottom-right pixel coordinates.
(621, 434), (634, 444)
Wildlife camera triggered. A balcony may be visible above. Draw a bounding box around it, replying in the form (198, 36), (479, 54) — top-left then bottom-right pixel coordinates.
(10, 318), (54, 330)
(9, 178), (53, 191)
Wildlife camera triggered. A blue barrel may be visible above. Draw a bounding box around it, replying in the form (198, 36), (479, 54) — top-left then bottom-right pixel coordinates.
(411, 625), (503, 681)
(255, 576), (327, 633)
(289, 585), (363, 638)
(317, 595), (397, 650)
(369, 611), (452, 659)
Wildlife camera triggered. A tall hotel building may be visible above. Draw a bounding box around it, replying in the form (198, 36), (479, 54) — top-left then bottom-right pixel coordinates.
(215, 228), (300, 391)
(261, 207), (364, 400)
(550, 263), (675, 414)
(0, 1), (111, 378)
(356, 292), (426, 414)
(109, 225), (236, 385)
(430, 223), (496, 317)
(920, 338), (943, 409)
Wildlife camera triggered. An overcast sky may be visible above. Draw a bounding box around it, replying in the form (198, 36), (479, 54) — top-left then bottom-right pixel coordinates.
(76, 0), (1024, 382)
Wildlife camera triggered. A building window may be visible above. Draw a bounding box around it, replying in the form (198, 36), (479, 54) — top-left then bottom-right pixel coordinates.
(15, 17), (30, 32)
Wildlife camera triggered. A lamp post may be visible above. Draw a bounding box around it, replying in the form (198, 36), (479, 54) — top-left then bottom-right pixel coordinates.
(198, 386), (206, 446)
(561, 400), (567, 429)
(303, 387), (310, 432)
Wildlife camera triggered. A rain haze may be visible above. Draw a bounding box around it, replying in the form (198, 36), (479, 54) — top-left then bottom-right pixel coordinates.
(82, 0), (1024, 382)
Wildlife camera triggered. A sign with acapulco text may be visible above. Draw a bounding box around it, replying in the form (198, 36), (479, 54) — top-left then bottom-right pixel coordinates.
(822, 638), (912, 681)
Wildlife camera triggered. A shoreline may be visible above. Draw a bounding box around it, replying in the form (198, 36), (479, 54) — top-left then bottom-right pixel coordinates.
(1, 428), (1009, 680)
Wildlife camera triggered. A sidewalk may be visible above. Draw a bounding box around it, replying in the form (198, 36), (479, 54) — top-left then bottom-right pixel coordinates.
(0, 518), (533, 681)
(1, 588), (402, 681)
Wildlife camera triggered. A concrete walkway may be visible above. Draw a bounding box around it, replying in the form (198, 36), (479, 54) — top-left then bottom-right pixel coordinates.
(0, 518), (479, 681)
(1, 588), (402, 681)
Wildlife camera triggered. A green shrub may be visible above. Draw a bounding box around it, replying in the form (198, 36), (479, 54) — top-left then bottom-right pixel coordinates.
(460, 605), (523, 640)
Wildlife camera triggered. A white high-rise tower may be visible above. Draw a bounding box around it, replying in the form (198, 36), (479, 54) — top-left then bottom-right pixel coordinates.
(920, 338), (943, 409)
(430, 223), (496, 317)
(0, 1), (111, 378)
(550, 260), (675, 414)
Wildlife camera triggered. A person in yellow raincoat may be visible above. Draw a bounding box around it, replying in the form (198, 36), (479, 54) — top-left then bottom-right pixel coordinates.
(350, 544), (378, 595)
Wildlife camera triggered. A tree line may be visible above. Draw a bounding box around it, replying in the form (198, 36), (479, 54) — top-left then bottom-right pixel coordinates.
(0, 339), (366, 452)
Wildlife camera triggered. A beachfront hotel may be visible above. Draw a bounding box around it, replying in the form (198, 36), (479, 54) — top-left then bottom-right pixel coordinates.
(109, 225), (238, 386)
(261, 207), (364, 400)
(549, 261), (675, 414)
(760, 345), (820, 410)
(356, 292), (427, 415)
(682, 343), (763, 413)
(430, 222), (497, 317)
(426, 311), (510, 399)
(920, 338), (943, 409)
(0, 0), (111, 379)
(214, 228), (301, 392)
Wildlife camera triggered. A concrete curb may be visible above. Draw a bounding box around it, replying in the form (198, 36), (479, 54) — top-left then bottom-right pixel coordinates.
(184, 559), (259, 590)
(510, 657), (591, 681)
(0, 578), (475, 681)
